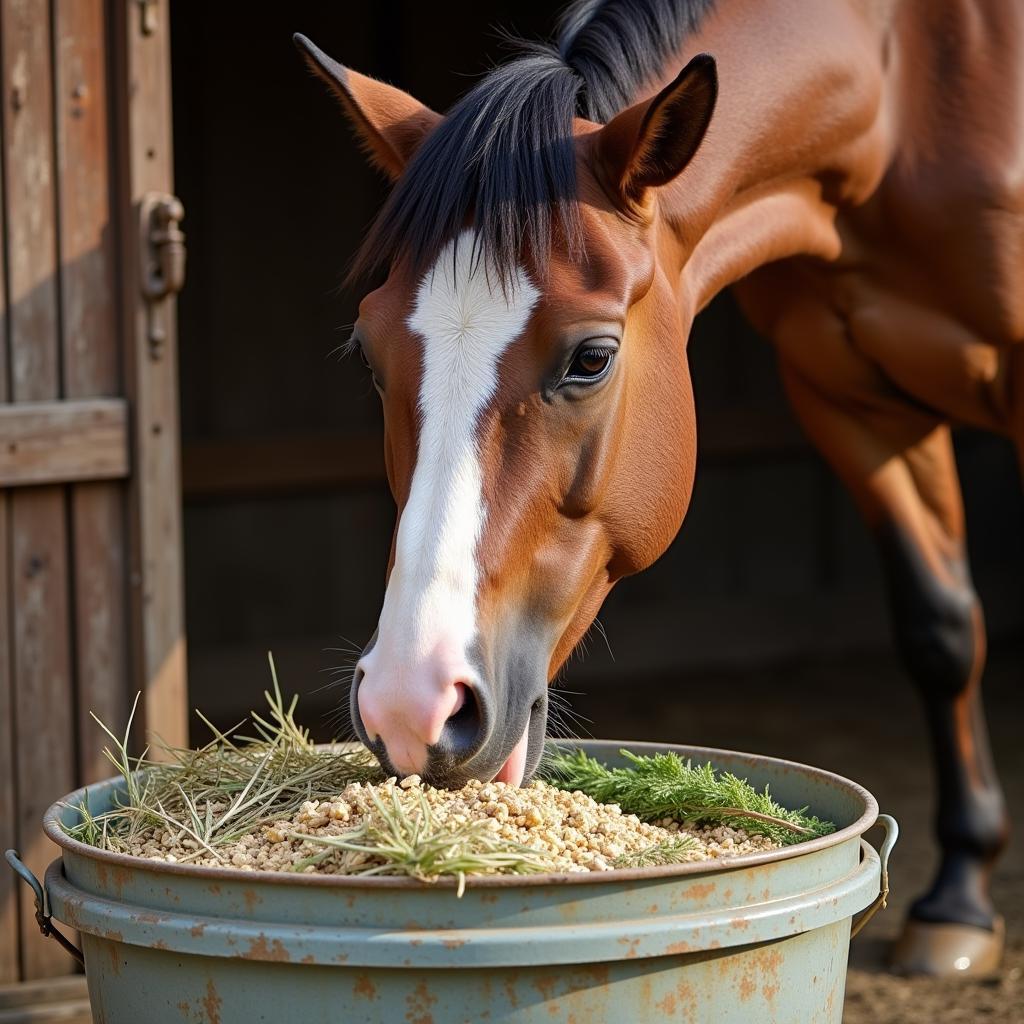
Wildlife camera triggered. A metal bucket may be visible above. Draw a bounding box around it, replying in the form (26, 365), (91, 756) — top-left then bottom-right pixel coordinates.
(9, 741), (896, 1023)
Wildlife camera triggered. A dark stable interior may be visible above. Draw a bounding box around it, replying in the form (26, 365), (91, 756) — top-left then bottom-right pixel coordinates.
(170, 1), (1024, 734)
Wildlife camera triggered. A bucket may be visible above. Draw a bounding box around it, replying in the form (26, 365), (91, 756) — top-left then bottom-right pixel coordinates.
(8, 740), (896, 1023)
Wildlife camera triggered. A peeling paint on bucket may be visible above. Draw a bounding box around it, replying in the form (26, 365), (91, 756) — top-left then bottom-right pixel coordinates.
(36, 741), (894, 1023)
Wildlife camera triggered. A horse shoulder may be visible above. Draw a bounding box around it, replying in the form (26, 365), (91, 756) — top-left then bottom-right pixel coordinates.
(868, 0), (1024, 342)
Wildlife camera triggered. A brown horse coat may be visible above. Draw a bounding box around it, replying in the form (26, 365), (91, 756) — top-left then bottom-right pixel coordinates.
(296, 0), (1020, 973)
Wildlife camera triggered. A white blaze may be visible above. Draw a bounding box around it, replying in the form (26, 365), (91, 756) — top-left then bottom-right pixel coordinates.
(366, 233), (539, 710)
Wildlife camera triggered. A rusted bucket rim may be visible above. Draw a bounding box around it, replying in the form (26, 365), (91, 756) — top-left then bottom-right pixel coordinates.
(44, 841), (882, 966)
(44, 739), (878, 890)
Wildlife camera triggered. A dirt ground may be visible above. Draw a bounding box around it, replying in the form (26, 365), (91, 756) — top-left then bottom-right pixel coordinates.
(571, 644), (1023, 1024)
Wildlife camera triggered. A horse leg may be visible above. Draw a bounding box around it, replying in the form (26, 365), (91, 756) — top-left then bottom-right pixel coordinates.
(876, 521), (1008, 974)
(780, 363), (1009, 976)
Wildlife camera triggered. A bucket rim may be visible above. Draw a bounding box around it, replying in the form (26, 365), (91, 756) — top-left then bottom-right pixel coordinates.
(44, 738), (878, 890)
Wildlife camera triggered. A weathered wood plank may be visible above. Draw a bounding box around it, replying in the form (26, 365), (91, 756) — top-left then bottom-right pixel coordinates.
(68, 477), (128, 783)
(1, 0), (77, 980)
(0, 498), (18, 985)
(0, 399), (128, 487)
(53, 0), (117, 399)
(53, 0), (129, 785)
(0, 999), (92, 1024)
(9, 492), (74, 983)
(0, 1002), (93, 1024)
(0, 1002), (92, 1023)
(0, 977), (88, 1011)
(113, 0), (188, 752)
(1, 0), (58, 403)
(0, 6), (17, 985)
(0, 1003), (93, 1024)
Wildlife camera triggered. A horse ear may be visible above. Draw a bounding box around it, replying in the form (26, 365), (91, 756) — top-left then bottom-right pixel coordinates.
(596, 53), (717, 208)
(294, 34), (440, 180)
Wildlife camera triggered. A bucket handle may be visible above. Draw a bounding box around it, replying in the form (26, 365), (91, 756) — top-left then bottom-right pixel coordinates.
(5, 849), (85, 965)
(850, 813), (899, 939)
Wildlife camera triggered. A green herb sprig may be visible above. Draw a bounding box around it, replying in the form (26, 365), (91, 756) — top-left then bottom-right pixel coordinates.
(542, 748), (835, 845)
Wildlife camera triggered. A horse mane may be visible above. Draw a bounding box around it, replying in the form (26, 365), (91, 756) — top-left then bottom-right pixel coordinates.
(349, 0), (716, 289)
(557, 0), (715, 122)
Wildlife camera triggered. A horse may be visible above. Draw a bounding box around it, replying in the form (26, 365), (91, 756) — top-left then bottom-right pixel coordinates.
(295, 0), (1021, 976)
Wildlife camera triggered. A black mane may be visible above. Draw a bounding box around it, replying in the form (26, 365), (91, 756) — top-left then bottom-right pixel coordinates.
(558, 0), (715, 122)
(350, 0), (715, 288)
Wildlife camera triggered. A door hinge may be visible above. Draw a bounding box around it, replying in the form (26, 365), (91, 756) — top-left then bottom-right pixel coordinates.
(139, 192), (186, 361)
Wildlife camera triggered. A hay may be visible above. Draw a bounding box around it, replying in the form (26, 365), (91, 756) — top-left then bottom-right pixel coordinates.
(62, 654), (828, 890)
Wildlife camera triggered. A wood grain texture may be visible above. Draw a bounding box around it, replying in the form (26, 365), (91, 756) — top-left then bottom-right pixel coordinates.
(0, 399), (127, 486)
(0, 974), (89, 1006)
(54, 0), (129, 785)
(1, 0), (57, 402)
(53, 0), (116, 399)
(0, 7), (16, 982)
(9, 492), (74, 982)
(0, 975), (91, 1022)
(114, 0), (188, 751)
(1, 0), (76, 980)
(0, 498), (17, 985)
(0, 1003), (94, 1023)
(68, 477), (128, 784)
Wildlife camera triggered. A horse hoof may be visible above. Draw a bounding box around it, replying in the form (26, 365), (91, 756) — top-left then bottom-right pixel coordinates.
(889, 916), (1004, 977)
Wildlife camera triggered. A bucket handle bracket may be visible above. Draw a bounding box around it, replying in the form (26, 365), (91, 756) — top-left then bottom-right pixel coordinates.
(5, 849), (85, 965)
(850, 814), (899, 939)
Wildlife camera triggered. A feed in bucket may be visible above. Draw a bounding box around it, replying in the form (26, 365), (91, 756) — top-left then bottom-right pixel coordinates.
(60, 656), (835, 893)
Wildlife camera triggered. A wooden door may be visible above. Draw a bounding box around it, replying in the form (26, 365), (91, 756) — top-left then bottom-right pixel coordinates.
(0, 0), (187, 993)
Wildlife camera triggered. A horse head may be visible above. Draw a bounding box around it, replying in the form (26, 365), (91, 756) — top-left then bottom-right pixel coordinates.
(295, 33), (716, 786)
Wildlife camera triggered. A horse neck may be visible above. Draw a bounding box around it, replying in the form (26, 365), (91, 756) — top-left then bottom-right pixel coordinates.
(647, 0), (895, 310)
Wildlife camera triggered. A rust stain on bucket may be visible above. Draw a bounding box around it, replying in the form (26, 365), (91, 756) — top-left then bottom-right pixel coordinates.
(244, 935), (290, 961)
(404, 980), (437, 1024)
(201, 979), (223, 1024)
(354, 973), (377, 999)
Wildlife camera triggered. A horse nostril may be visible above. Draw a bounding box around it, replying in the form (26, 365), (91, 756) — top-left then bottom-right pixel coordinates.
(349, 667), (371, 735)
(450, 681), (468, 717)
(439, 683), (487, 760)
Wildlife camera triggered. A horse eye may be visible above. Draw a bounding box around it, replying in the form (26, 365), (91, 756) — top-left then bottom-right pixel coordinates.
(351, 337), (382, 390)
(563, 346), (614, 385)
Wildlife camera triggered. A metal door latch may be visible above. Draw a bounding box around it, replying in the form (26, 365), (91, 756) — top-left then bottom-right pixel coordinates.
(139, 192), (186, 360)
